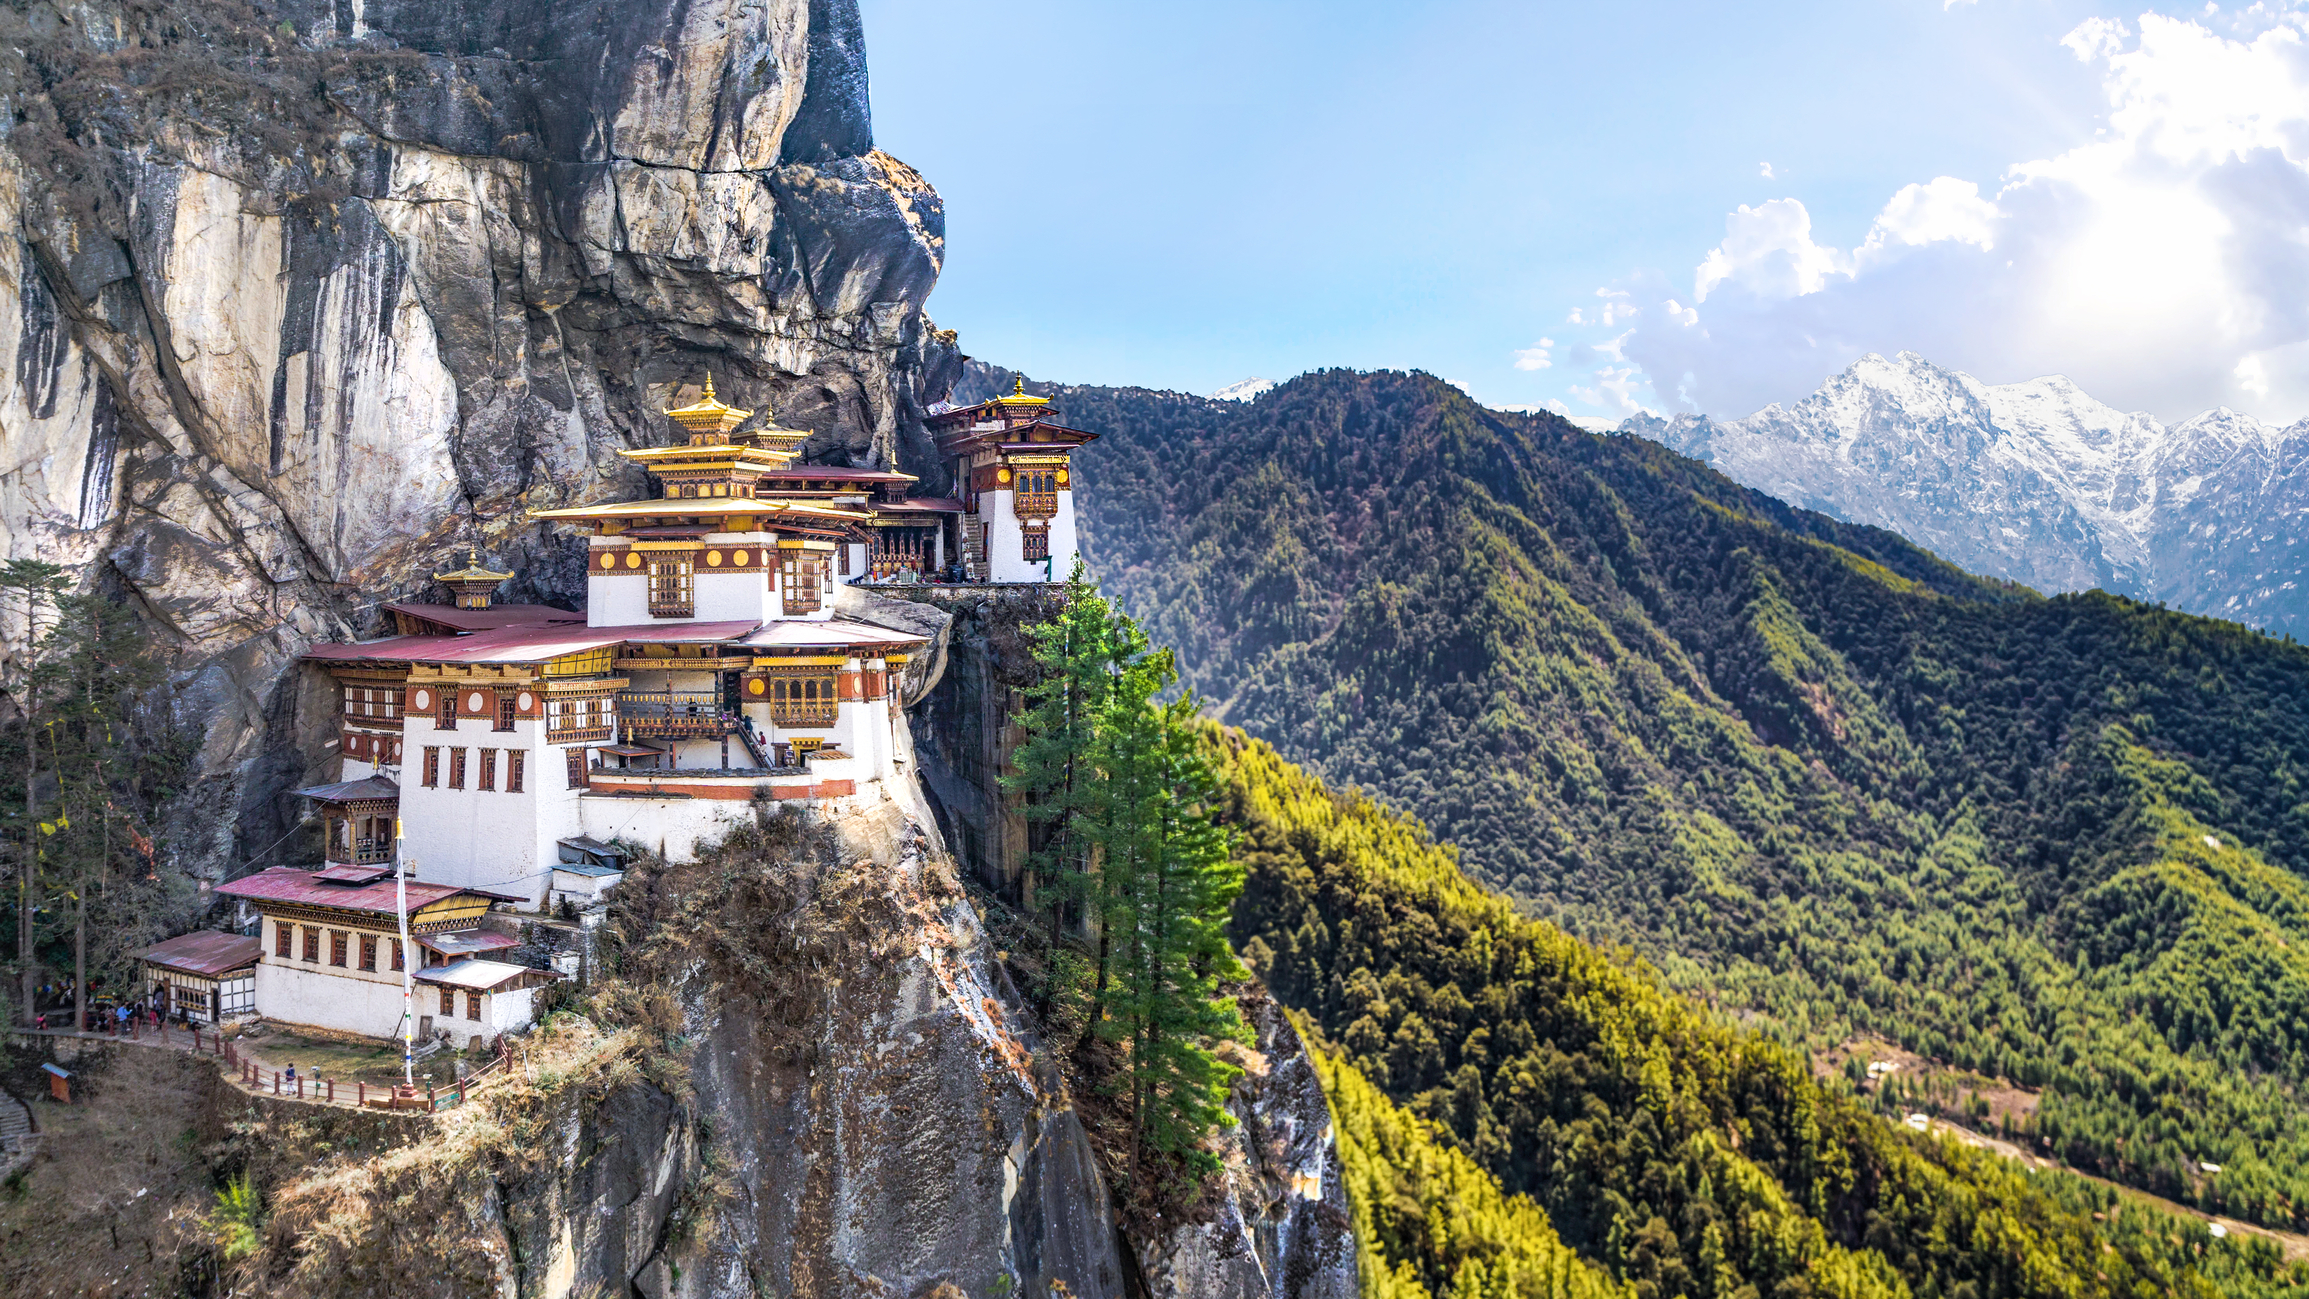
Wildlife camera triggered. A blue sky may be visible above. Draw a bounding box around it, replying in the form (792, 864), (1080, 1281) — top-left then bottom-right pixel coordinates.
(857, 1), (2309, 424)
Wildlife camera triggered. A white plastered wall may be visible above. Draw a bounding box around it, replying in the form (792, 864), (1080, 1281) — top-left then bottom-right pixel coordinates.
(977, 489), (1076, 583)
(398, 710), (563, 908)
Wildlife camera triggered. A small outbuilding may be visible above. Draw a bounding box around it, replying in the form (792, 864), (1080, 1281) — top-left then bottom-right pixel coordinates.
(41, 1062), (71, 1104)
(139, 930), (263, 1024)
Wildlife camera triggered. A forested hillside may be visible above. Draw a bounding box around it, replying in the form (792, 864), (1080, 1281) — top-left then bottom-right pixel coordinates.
(968, 364), (2309, 1230)
(1214, 730), (2307, 1299)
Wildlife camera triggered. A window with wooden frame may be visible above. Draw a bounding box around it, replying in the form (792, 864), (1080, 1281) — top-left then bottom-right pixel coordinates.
(360, 934), (377, 971)
(547, 695), (613, 743)
(508, 750), (525, 793)
(330, 931), (348, 967)
(275, 921), (292, 958)
(343, 686), (404, 721)
(423, 746), (440, 787)
(1013, 467), (1060, 517)
(302, 926), (320, 963)
(391, 939), (405, 972)
(779, 551), (823, 615)
(566, 748), (589, 789)
(449, 748), (467, 789)
(478, 748), (497, 791)
(439, 986), (455, 1016)
(466, 990), (483, 1020)
(647, 554), (695, 617)
(760, 667), (840, 726)
(1021, 528), (1051, 562)
(435, 688), (457, 730)
(495, 693), (516, 731)
(837, 543), (851, 576)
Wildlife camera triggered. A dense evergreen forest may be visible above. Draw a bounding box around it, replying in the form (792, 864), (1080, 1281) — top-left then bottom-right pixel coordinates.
(1214, 728), (2309, 1299)
(957, 365), (2309, 1231)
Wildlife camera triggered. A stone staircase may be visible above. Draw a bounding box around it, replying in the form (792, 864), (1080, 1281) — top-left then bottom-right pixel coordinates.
(0, 1088), (36, 1182)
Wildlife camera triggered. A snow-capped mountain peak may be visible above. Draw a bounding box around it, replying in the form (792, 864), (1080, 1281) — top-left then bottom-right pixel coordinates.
(1208, 377), (1276, 403)
(1619, 354), (2309, 635)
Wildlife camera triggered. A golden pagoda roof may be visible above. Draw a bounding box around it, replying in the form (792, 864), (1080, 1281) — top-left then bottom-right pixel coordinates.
(662, 374), (754, 439)
(433, 547), (512, 583)
(526, 498), (871, 524)
(994, 376), (1051, 408)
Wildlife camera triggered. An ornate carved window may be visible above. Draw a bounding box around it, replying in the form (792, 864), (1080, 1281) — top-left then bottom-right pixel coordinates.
(449, 748), (467, 790)
(648, 555), (695, 618)
(1013, 467), (1060, 518)
(360, 934), (377, 971)
(423, 746), (440, 787)
(439, 986), (454, 1016)
(302, 926), (320, 963)
(1022, 528), (1051, 562)
(547, 695), (613, 743)
(566, 748), (589, 789)
(508, 750), (525, 793)
(467, 990), (483, 1020)
(330, 931), (348, 967)
(757, 668), (840, 726)
(275, 921), (292, 958)
(780, 552), (824, 615)
(478, 748), (496, 791)
(343, 686), (403, 721)
(495, 693), (516, 731)
(435, 688), (456, 730)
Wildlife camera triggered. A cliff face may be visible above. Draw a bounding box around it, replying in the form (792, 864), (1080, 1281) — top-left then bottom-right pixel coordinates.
(0, 0), (959, 870)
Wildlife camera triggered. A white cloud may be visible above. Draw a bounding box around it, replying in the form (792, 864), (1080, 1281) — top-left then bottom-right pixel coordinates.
(1568, 365), (1655, 418)
(1513, 338), (1556, 370)
(1692, 198), (1851, 303)
(1855, 177), (2000, 265)
(1760, 161), (1775, 179)
(1610, 11), (2309, 423)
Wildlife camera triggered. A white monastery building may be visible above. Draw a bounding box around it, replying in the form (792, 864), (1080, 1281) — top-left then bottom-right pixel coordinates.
(199, 376), (1097, 1045)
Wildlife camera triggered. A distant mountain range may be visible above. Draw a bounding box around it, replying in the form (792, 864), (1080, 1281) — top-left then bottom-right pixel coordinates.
(1620, 352), (2309, 635)
(1206, 377), (1275, 402)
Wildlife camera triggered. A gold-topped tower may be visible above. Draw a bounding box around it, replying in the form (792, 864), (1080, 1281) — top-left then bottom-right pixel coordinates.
(434, 547), (513, 609)
(662, 374), (752, 445)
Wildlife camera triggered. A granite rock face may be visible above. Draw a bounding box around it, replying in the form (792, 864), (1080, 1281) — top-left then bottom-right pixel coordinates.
(507, 799), (1131, 1299)
(1135, 989), (1357, 1299)
(0, 0), (960, 873)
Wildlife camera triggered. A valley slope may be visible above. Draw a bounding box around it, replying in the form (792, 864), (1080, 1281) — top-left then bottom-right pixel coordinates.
(970, 364), (2309, 1232)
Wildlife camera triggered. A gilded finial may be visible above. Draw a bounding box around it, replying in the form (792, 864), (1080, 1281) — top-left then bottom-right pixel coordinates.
(704, 373), (717, 401)
(1014, 376), (1026, 396)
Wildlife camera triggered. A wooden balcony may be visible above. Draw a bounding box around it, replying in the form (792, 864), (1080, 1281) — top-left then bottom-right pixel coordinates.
(620, 690), (732, 738)
(1013, 491), (1057, 518)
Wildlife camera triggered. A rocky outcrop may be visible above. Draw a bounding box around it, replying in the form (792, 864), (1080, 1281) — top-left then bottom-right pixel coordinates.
(0, 0), (961, 873)
(1135, 989), (1356, 1299)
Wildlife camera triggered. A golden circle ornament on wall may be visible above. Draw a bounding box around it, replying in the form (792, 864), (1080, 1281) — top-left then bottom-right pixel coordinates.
(599, 552), (616, 570)
(734, 548), (750, 566)
(748, 678), (766, 696)
(625, 552), (642, 569)
(997, 467), (1012, 484)
(1056, 468), (1069, 485)
(706, 550), (723, 568)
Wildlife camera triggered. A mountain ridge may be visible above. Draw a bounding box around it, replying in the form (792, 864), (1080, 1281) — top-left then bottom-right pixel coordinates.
(1620, 351), (2309, 634)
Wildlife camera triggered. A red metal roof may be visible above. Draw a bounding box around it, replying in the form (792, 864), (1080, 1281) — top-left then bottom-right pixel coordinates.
(302, 620), (763, 665)
(382, 602), (584, 631)
(215, 866), (507, 916)
(418, 929), (520, 957)
(295, 776), (400, 805)
(755, 467), (917, 483)
(140, 931), (264, 977)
